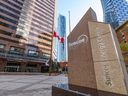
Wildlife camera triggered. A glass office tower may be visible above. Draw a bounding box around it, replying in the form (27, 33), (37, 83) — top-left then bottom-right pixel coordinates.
(0, 0), (56, 72)
(57, 14), (66, 62)
(101, 0), (128, 28)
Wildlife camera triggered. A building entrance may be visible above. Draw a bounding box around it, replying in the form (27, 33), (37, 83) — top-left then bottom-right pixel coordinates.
(5, 62), (21, 72)
(26, 64), (38, 72)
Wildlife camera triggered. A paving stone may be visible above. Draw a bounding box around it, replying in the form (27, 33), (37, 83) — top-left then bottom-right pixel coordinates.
(0, 74), (68, 96)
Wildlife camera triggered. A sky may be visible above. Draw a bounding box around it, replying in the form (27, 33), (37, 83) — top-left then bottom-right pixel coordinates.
(56, 0), (103, 36)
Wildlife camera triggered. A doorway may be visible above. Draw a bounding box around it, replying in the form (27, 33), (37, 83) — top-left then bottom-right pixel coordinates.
(5, 62), (21, 72)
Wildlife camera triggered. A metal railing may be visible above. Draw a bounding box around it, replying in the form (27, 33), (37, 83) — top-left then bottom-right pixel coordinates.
(0, 50), (49, 63)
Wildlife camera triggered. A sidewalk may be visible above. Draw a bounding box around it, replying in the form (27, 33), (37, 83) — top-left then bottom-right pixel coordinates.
(0, 74), (68, 96)
(0, 72), (49, 75)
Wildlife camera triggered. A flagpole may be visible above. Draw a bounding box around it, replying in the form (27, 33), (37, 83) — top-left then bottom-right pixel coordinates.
(69, 11), (71, 34)
(66, 11), (71, 62)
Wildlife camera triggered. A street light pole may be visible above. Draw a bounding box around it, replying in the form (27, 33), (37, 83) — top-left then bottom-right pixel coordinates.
(49, 0), (57, 75)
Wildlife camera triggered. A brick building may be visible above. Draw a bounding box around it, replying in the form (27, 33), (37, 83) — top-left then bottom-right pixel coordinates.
(116, 20), (128, 70)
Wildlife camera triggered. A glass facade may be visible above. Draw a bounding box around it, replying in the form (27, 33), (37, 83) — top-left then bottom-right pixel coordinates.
(101, 0), (128, 28)
(57, 15), (66, 62)
(16, 0), (33, 39)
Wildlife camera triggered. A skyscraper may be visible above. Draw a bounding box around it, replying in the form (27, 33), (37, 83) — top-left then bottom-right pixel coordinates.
(101, 0), (128, 28)
(57, 14), (66, 62)
(0, 0), (56, 72)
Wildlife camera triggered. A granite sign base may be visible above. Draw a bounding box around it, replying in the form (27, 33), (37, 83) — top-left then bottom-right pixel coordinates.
(52, 85), (128, 96)
(52, 86), (90, 96)
(68, 8), (128, 95)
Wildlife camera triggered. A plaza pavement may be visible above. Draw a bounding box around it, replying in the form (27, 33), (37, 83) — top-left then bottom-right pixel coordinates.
(0, 74), (68, 96)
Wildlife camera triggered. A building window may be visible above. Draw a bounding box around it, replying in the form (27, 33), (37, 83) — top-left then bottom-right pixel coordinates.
(32, 14), (52, 25)
(34, 6), (53, 19)
(43, 33), (52, 37)
(0, 29), (12, 35)
(0, 21), (17, 30)
(43, 53), (50, 58)
(33, 11), (53, 22)
(0, 44), (5, 49)
(0, 8), (19, 19)
(36, 0), (54, 14)
(10, 46), (24, 55)
(38, 42), (51, 47)
(28, 39), (37, 44)
(13, 0), (24, 6)
(28, 50), (38, 56)
(0, 15), (17, 24)
(0, 2), (20, 14)
(0, 44), (5, 52)
(43, 37), (52, 42)
(3, 0), (22, 10)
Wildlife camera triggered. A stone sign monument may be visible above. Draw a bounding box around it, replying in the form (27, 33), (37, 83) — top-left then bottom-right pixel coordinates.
(68, 8), (128, 96)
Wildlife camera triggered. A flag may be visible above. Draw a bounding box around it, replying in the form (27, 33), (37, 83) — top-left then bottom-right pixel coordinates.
(57, 35), (60, 40)
(53, 31), (57, 37)
(60, 37), (64, 43)
(53, 31), (64, 43)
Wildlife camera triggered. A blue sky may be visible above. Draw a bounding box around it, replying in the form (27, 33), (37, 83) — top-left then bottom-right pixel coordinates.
(56, 0), (103, 35)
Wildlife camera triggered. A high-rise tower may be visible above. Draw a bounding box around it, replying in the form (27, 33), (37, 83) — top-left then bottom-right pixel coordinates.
(0, 0), (56, 72)
(101, 0), (128, 28)
(57, 14), (66, 62)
